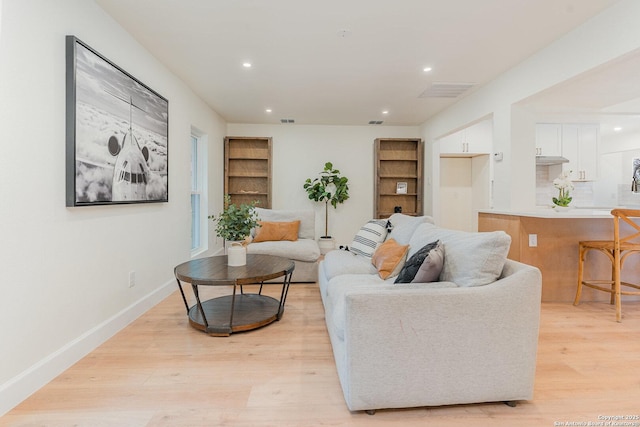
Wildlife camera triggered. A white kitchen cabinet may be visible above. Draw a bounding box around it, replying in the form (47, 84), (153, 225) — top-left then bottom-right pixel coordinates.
(535, 123), (562, 157)
(561, 124), (598, 181)
(439, 131), (465, 155)
(440, 120), (492, 156)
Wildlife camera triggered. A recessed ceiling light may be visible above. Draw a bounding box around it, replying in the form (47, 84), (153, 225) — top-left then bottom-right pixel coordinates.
(423, 67), (433, 72)
(265, 109), (272, 113)
(614, 126), (623, 132)
(242, 62), (252, 68)
(382, 110), (389, 115)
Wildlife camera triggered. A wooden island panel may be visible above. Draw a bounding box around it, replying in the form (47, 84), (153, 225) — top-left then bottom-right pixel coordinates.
(479, 212), (640, 303)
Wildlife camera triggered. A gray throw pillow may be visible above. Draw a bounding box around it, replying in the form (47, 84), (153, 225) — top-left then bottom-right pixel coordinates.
(412, 241), (444, 283)
(394, 240), (441, 283)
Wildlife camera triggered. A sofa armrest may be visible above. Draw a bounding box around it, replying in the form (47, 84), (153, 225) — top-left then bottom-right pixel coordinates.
(339, 260), (542, 410)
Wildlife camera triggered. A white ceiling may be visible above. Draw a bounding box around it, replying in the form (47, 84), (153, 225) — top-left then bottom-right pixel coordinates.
(519, 48), (640, 137)
(95, 0), (619, 126)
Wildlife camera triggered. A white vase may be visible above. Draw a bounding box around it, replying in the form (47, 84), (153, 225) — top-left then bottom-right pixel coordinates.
(224, 240), (239, 254)
(227, 242), (247, 266)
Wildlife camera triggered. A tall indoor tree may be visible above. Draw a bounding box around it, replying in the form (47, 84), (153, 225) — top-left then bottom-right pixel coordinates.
(303, 162), (349, 238)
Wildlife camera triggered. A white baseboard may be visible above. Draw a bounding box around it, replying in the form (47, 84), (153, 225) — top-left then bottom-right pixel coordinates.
(0, 279), (176, 417)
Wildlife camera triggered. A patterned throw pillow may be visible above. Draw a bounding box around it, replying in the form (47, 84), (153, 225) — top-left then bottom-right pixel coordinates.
(350, 219), (389, 258)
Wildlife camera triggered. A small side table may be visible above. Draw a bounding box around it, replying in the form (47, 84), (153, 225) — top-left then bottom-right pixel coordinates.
(174, 254), (295, 336)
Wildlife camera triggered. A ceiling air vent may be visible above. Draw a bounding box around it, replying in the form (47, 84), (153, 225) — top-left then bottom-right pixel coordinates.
(419, 82), (475, 98)
(280, 118), (295, 124)
(368, 120), (383, 125)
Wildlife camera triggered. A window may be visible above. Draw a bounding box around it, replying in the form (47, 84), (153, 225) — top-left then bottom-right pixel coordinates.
(191, 132), (207, 255)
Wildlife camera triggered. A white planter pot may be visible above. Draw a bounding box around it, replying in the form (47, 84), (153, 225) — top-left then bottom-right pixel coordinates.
(227, 242), (247, 266)
(318, 237), (335, 255)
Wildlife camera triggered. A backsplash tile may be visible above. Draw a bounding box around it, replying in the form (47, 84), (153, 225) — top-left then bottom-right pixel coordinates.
(536, 166), (640, 208)
(617, 184), (640, 207)
(536, 166), (593, 207)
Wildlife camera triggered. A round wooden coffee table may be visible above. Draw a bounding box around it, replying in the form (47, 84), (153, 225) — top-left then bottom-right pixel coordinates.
(174, 254), (295, 336)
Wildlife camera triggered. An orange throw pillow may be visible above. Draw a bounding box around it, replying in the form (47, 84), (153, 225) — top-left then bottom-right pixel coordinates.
(371, 238), (409, 279)
(253, 220), (300, 243)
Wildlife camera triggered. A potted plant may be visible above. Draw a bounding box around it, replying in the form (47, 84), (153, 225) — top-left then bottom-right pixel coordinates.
(552, 170), (574, 211)
(303, 162), (349, 252)
(209, 195), (260, 254)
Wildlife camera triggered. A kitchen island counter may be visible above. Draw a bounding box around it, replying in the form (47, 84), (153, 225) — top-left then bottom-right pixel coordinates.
(478, 207), (613, 219)
(478, 209), (640, 303)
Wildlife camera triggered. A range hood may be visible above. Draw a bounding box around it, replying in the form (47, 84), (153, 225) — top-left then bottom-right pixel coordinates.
(536, 156), (569, 166)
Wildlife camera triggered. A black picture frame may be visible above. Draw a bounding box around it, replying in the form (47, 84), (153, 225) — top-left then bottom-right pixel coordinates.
(65, 35), (169, 206)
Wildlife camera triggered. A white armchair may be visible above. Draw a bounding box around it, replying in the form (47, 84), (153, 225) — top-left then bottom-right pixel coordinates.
(246, 208), (321, 282)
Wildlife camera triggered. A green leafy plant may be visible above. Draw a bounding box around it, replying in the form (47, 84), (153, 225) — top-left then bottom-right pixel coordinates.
(303, 162), (349, 237)
(209, 195), (260, 241)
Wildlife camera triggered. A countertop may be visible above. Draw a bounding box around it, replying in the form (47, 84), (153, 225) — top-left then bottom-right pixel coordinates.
(477, 207), (614, 219)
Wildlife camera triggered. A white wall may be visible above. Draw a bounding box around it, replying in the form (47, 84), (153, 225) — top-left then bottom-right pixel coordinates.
(226, 124), (420, 246)
(0, 0), (226, 415)
(597, 129), (640, 207)
(438, 155), (490, 232)
(421, 0), (640, 214)
(439, 158), (473, 231)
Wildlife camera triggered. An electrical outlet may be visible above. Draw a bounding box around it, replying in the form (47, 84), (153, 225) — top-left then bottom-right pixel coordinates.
(129, 271), (136, 288)
(528, 234), (538, 247)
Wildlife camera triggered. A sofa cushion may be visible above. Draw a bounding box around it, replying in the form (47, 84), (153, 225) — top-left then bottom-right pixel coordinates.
(253, 220), (300, 242)
(350, 219), (389, 258)
(253, 208), (315, 239)
(394, 240), (444, 283)
(387, 213), (434, 245)
(246, 238), (320, 262)
(322, 249), (378, 281)
(408, 223), (510, 287)
(371, 238), (409, 280)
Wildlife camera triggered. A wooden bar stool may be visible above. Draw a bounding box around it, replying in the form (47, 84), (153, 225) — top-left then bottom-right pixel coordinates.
(574, 208), (640, 322)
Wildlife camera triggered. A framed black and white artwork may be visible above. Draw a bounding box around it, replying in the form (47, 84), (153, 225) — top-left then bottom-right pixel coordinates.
(65, 35), (168, 206)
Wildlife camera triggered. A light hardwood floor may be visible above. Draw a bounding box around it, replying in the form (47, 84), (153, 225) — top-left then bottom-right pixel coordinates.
(2, 283), (640, 427)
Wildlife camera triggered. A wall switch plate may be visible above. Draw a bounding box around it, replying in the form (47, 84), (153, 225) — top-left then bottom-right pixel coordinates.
(129, 271), (136, 288)
(528, 234), (538, 247)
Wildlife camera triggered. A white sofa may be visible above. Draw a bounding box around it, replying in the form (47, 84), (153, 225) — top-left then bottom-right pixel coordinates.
(318, 213), (542, 413)
(247, 207), (321, 282)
